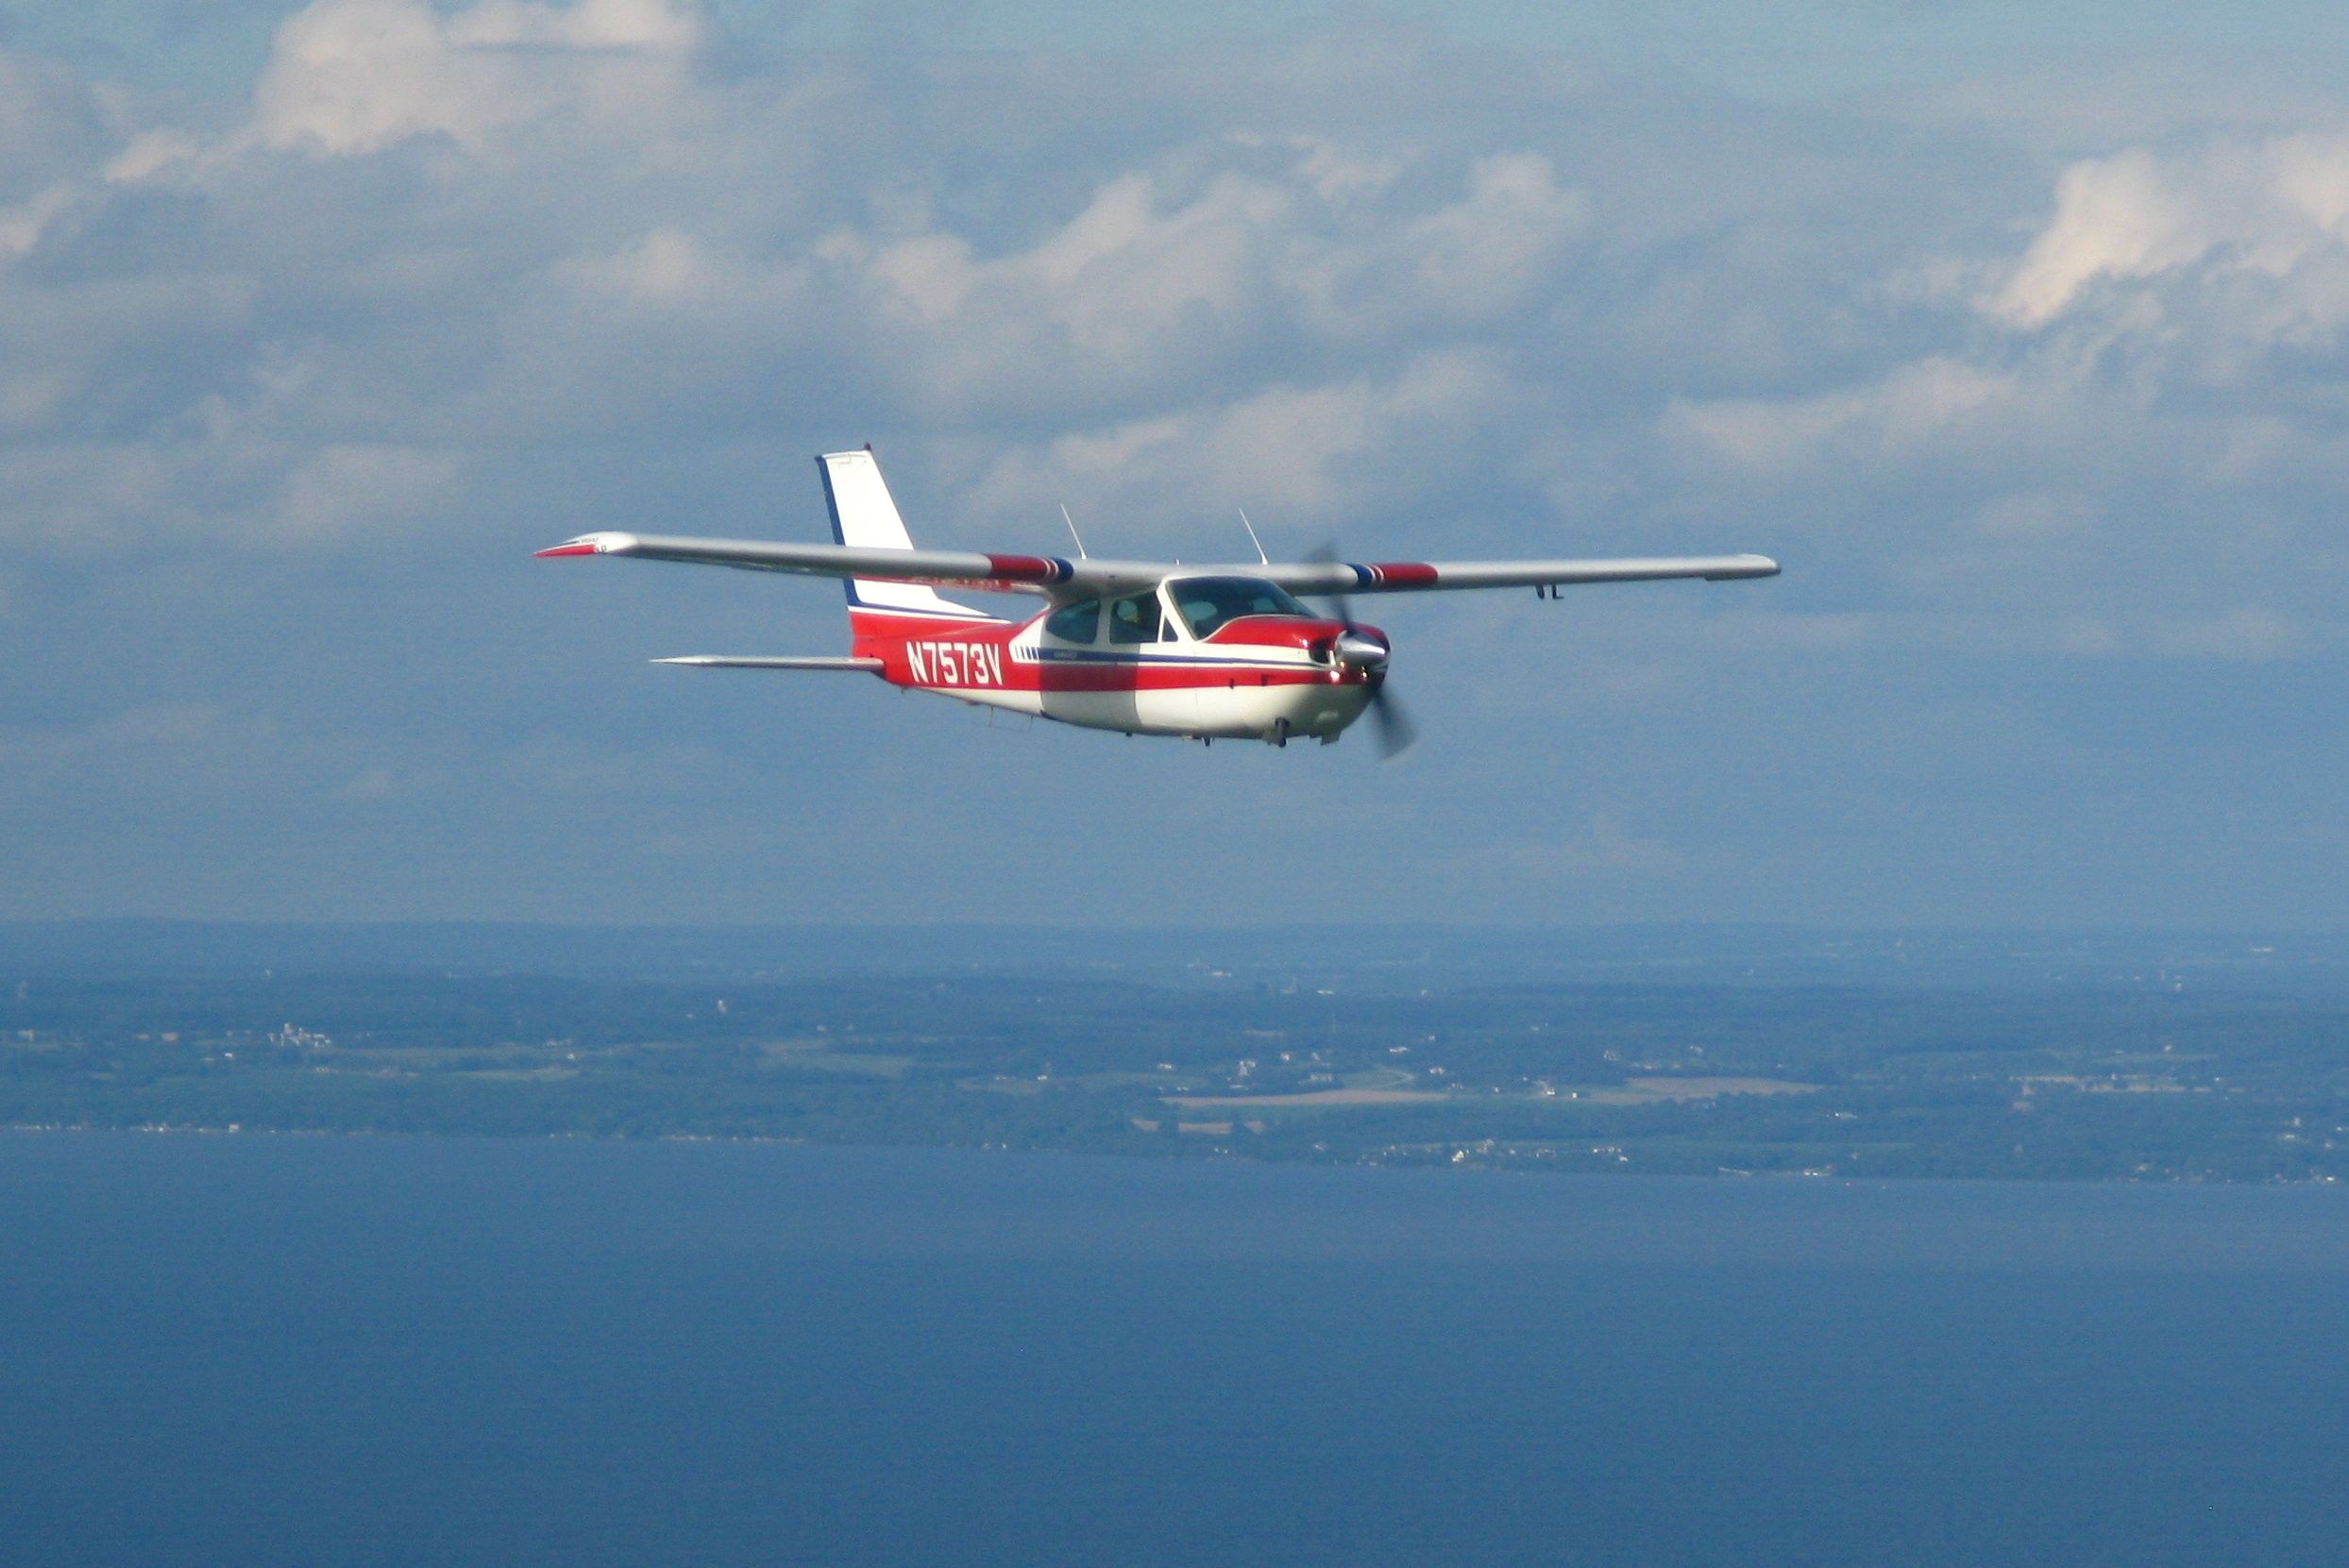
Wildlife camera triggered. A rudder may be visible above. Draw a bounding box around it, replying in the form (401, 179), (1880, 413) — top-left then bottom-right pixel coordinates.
(817, 447), (989, 623)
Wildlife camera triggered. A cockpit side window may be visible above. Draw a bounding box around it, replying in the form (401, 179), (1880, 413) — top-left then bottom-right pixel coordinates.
(1106, 591), (1163, 646)
(1045, 599), (1100, 644)
(1171, 577), (1312, 639)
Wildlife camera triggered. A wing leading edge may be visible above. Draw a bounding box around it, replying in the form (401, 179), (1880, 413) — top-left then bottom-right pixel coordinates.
(1255, 555), (1780, 594)
(536, 531), (1778, 598)
(535, 531), (1079, 593)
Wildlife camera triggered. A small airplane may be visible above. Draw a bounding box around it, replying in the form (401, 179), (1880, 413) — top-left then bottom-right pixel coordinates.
(537, 447), (1778, 754)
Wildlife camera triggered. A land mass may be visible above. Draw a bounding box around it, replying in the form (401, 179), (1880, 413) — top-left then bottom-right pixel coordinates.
(4, 923), (2346, 1181)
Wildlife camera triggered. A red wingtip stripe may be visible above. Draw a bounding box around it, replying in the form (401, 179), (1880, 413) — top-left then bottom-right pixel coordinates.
(1367, 562), (1438, 586)
(533, 543), (600, 558)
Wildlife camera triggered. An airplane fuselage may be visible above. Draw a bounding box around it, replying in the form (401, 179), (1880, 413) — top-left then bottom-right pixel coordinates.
(852, 597), (1379, 745)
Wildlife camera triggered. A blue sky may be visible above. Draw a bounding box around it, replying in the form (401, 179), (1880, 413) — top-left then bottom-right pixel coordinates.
(4, 0), (2348, 928)
(22, 2), (2349, 100)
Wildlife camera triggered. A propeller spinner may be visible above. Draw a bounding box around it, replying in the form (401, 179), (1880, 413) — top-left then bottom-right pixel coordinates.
(1309, 544), (1418, 759)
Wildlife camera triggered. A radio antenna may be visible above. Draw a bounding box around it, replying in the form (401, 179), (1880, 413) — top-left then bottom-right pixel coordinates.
(1236, 507), (1269, 565)
(1059, 503), (1089, 559)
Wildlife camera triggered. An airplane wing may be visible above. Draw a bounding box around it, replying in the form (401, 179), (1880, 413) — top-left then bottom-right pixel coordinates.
(1252, 554), (1780, 595)
(534, 531), (1083, 592)
(536, 531), (1776, 598)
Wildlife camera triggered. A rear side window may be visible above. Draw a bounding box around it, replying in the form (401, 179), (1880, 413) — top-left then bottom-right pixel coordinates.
(1106, 592), (1163, 645)
(1045, 600), (1099, 644)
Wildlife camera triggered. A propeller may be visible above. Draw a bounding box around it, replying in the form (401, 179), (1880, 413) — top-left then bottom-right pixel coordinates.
(1308, 543), (1417, 759)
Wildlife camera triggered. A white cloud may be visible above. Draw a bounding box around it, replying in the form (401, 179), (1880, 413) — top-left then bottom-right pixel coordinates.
(1989, 149), (2206, 328)
(250, 0), (703, 156)
(1360, 152), (1588, 324)
(274, 444), (463, 539)
(801, 145), (1585, 417)
(5, 7), (2331, 658)
(1662, 356), (2019, 476)
(826, 165), (1294, 396)
(1988, 134), (2349, 334)
(966, 349), (1511, 542)
(10, 18), (2349, 922)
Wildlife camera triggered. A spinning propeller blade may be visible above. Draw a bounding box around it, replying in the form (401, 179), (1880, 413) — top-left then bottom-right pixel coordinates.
(1365, 678), (1416, 759)
(1309, 542), (1415, 760)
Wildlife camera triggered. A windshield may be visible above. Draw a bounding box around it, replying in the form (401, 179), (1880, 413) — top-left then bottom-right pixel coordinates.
(1170, 577), (1312, 639)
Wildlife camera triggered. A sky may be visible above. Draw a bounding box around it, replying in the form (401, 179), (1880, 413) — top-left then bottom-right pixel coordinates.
(5, 0), (2349, 930)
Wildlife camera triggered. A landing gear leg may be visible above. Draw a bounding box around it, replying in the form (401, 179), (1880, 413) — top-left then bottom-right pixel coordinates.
(1270, 718), (1291, 749)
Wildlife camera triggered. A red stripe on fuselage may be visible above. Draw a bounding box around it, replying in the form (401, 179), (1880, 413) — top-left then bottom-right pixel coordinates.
(1033, 663), (1344, 694)
(1204, 615), (1349, 650)
(853, 607), (1368, 694)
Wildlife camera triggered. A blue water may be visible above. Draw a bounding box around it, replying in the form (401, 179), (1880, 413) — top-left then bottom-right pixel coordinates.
(4, 1136), (2346, 1567)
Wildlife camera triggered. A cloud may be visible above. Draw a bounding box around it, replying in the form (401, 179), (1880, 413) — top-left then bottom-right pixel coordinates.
(1663, 356), (2019, 476)
(274, 443), (463, 539)
(8, 10), (2349, 924)
(813, 147), (1584, 420)
(251, 0), (703, 157)
(965, 349), (1512, 542)
(818, 165), (1299, 413)
(0, 10), (1611, 558)
(0, 47), (113, 199)
(1987, 134), (2349, 336)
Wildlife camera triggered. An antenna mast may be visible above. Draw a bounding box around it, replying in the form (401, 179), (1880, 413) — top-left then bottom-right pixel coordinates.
(1236, 507), (1269, 565)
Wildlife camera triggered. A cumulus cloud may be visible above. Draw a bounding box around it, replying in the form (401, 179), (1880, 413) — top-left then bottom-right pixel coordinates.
(816, 166), (1299, 413)
(808, 148), (1584, 420)
(252, 0), (703, 156)
(0, 1), (2334, 616)
(1989, 134), (2349, 334)
(1663, 356), (2019, 476)
(0, 3), (1621, 558)
(9, 6), (2349, 922)
(966, 349), (1512, 543)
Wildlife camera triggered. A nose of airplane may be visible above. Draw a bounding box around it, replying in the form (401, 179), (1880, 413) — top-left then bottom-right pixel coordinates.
(1333, 629), (1390, 670)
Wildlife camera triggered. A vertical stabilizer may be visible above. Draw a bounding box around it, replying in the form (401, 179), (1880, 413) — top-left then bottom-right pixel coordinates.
(818, 448), (993, 623)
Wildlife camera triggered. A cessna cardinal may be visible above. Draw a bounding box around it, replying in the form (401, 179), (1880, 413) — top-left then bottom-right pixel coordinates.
(536, 447), (1779, 754)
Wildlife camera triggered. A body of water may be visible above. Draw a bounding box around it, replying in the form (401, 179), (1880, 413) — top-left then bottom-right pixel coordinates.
(4, 1134), (2344, 1566)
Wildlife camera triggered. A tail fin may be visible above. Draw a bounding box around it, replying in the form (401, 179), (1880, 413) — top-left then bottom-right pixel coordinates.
(817, 448), (993, 624)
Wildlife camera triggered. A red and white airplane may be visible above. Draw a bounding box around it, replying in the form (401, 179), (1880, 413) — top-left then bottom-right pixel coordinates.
(537, 447), (1778, 754)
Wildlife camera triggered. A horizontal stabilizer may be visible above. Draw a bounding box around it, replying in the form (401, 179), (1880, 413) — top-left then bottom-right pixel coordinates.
(652, 656), (884, 672)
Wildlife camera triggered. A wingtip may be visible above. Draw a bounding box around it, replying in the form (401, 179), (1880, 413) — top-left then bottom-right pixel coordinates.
(535, 531), (635, 559)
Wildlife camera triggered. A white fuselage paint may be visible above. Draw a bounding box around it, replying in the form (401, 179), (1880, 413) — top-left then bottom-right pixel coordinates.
(907, 620), (1374, 743)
